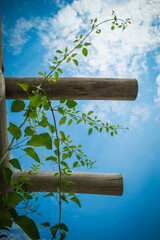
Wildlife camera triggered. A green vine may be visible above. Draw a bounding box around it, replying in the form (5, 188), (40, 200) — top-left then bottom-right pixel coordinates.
(0, 12), (131, 239)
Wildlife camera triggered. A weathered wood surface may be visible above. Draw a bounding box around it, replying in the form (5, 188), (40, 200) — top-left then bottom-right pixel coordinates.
(12, 171), (123, 196)
(5, 77), (138, 101)
(0, 18), (10, 197)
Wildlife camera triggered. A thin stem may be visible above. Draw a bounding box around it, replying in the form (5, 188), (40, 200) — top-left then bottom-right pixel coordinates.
(39, 18), (127, 88)
(0, 114), (30, 166)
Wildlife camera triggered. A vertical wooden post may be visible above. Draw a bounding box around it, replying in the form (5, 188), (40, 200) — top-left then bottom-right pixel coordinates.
(0, 17), (10, 197)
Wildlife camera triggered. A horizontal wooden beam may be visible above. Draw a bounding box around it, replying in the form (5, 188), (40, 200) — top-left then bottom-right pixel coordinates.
(5, 77), (138, 101)
(12, 171), (123, 196)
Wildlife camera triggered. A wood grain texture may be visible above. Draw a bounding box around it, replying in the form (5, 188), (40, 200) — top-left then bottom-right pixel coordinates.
(0, 19), (10, 197)
(5, 77), (138, 101)
(12, 171), (123, 196)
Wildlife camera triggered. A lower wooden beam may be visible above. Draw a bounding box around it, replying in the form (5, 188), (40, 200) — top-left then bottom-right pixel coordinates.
(12, 171), (123, 196)
(5, 77), (138, 101)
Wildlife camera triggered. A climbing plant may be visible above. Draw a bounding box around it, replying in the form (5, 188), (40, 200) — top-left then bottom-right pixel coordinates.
(0, 12), (131, 239)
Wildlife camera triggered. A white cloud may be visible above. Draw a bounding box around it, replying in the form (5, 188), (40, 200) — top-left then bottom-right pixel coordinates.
(6, 0), (160, 76)
(130, 104), (151, 127)
(82, 100), (151, 128)
(8, 17), (35, 55)
(154, 74), (160, 107)
(4, 0), (160, 122)
(82, 100), (126, 124)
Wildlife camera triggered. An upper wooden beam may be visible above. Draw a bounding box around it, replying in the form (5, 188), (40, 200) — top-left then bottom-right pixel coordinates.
(5, 77), (138, 101)
(12, 171), (123, 196)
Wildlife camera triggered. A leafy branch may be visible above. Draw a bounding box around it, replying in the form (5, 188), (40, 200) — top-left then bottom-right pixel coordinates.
(0, 12), (131, 240)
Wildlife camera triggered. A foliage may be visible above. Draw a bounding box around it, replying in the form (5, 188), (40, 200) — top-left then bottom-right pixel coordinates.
(0, 12), (131, 239)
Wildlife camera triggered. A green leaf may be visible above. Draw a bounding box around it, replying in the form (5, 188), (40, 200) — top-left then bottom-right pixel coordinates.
(56, 50), (63, 54)
(73, 161), (79, 168)
(88, 111), (94, 115)
(68, 191), (75, 197)
(44, 192), (54, 197)
(70, 196), (81, 207)
(111, 132), (114, 136)
(57, 68), (63, 74)
(14, 215), (40, 239)
(68, 119), (73, 126)
(39, 116), (49, 128)
(24, 126), (34, 136)
(73, 59), (78, 66)
(38, 72), (44, 76)
(41, 222), (50, 227)
(71, 53), (77, 57)
(54, 172), (59, 176)
(62, 153), (68, 160)
(61, 194), (68, 203)
(8, 122), (22, 140)
(94, 18), (97, 23)
(11, 99), (25, 112)
(17, 83), (28, 92)
(9, 159), (22, 171)
(60, 131), (65, 140)
(59, 116), (67, 126)
(114, 15), (117, 21)
(76, 44), (82, 48)
(29, 94), (41, 107)
(54, 71), (59, 81)
(61, 161), (69, 169)
(77, 119), (82, 124)
(49, 124), (55, 133)
(54, 138), (60, 149)
(88, 128), (93, 135)
(27, 133), (52, 150)
(60, 232), (66, 240)
(99, 127), (103, 133)
(59, 223), (68, 232)
(49, 66), (56, 71)
(3, 167), (12, 185)
(40, 133), (52, 150)
(26, 135), (46, 148)
(84, 42), (91, 46)
(23, 147), (40, 163)
(66, 57), (71, 63)
(46, 156), (57, 162)
(65, 47), (68, 53)
(82, 48), (88, 57)
(66, 100), (77, 108)
(111, 25), (115, 30)
(6, 192), (24, 207)
(0, 212), (12, 228)
(60, 95), (66, 104)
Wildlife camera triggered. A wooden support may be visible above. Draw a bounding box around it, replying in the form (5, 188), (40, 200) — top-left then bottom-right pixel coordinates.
(5, 77), (138, 101)
(0, 17), (10, 197)
(12, 171), (123, 196)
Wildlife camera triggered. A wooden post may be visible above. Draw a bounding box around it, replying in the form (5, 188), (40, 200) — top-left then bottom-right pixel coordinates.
(12, 171), (123, 196)
(5, 77), (138, 101)
(0, 17), (10, 197)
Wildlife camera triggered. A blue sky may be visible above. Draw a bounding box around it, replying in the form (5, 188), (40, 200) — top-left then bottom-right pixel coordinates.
(1, 0), (160, 239)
